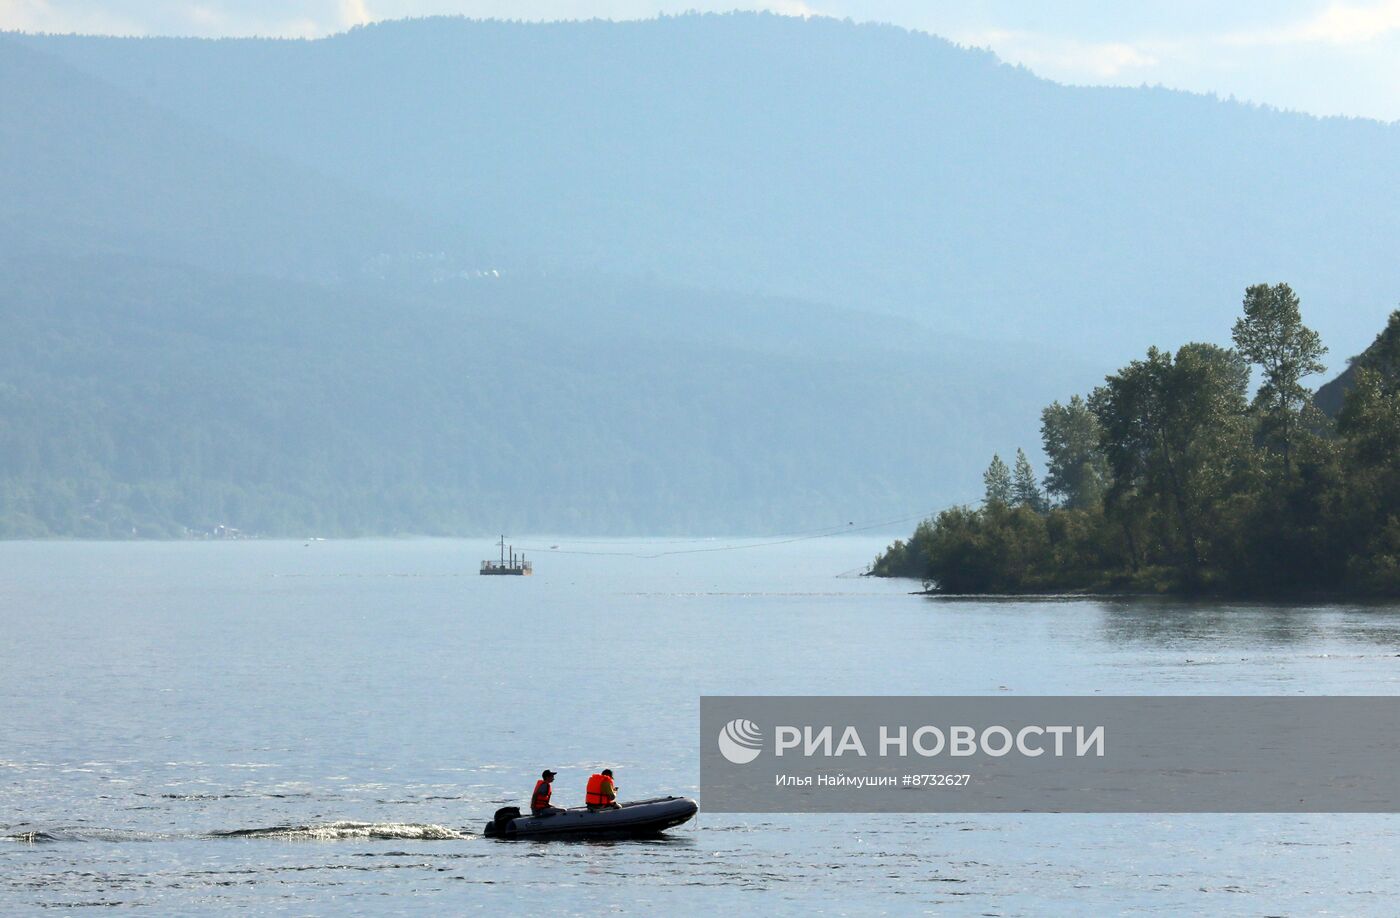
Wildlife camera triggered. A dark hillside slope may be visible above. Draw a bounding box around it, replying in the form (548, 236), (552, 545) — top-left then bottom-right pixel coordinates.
(0, 251), (1084, 536)
(1316, 308), (1400, 416)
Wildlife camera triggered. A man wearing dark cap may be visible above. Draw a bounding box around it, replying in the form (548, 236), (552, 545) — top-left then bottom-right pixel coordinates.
(531, 769), (562, 816)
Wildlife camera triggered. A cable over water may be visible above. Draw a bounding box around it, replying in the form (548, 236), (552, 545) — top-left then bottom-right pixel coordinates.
(512, 505), (949, 559)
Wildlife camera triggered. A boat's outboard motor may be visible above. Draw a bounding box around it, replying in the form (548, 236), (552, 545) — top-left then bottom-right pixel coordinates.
(484, 806), (522, 837)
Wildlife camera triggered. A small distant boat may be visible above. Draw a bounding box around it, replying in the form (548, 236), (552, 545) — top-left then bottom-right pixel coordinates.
(483, 797), (698, 839)
(481, 534), (532, 576)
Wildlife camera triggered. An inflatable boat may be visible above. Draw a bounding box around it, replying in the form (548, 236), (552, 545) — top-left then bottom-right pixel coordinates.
(483, 796), (697, 839)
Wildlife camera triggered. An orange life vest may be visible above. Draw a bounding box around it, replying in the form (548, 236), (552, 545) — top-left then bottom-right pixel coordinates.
(585, 773), (615, 806)
(531, 779), (551, 811)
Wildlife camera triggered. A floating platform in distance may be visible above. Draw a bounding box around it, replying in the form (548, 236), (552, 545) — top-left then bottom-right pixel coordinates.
(481, 535), (532, 575)
(480, 559), (532, 575)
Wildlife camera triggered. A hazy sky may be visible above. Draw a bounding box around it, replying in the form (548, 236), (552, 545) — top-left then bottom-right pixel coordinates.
(5, 0), (1399, 121)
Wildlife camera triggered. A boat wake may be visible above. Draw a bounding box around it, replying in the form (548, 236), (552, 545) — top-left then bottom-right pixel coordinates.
(210, 821), (471, 841)
(2, 827), (168, 844)
(5, 822), (473, 843)
(3, 829), (63, 844)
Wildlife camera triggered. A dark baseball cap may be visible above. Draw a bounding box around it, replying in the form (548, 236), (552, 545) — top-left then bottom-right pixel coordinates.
(541, 769), (556, 778)
(601, 768), (613, 776)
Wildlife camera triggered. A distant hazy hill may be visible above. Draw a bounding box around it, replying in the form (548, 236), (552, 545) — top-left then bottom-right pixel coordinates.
(3, 16), (1397, 536)
(0, 38), (454, 280)
(18, 14), (1400, 359)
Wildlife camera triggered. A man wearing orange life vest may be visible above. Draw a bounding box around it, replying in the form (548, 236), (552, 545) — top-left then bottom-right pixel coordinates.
(531, 769), (562, 816)
(585, 768), (620, 810)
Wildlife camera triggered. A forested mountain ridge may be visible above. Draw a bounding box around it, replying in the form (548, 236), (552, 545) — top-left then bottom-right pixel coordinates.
(0, 250), (1088, 536)
(17, 14), (1400, 359)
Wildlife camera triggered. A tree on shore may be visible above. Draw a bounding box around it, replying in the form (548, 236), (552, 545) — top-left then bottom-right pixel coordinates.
(1335, 310), (1400, 592)
(983, 454), (1011, 507)
(873, 285), (1398, 597)
(1089, 343), (1250, 584)
(1012, 448), (1046, 511)
(1040, 395), (1106, 509)
(1232, 282), (1326, 476)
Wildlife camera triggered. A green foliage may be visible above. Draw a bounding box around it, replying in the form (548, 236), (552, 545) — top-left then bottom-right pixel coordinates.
(1232, 282), (1327, 475)
(1011, 448), (1046, 512)
(982, 454), (1012, 508)
(1356, 310), (1400, 384)
(1328, 313), (1400, 593)
(874, 290), (1400, 597)
(1088, 342), (1253, 584)
(1040, 395), (1107, 509)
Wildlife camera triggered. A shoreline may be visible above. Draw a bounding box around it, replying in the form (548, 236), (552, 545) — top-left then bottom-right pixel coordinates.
(892, 584), (1399, 604)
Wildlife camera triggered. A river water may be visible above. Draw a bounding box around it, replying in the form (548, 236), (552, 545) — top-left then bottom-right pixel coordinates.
(3, 538), (1399, 914)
